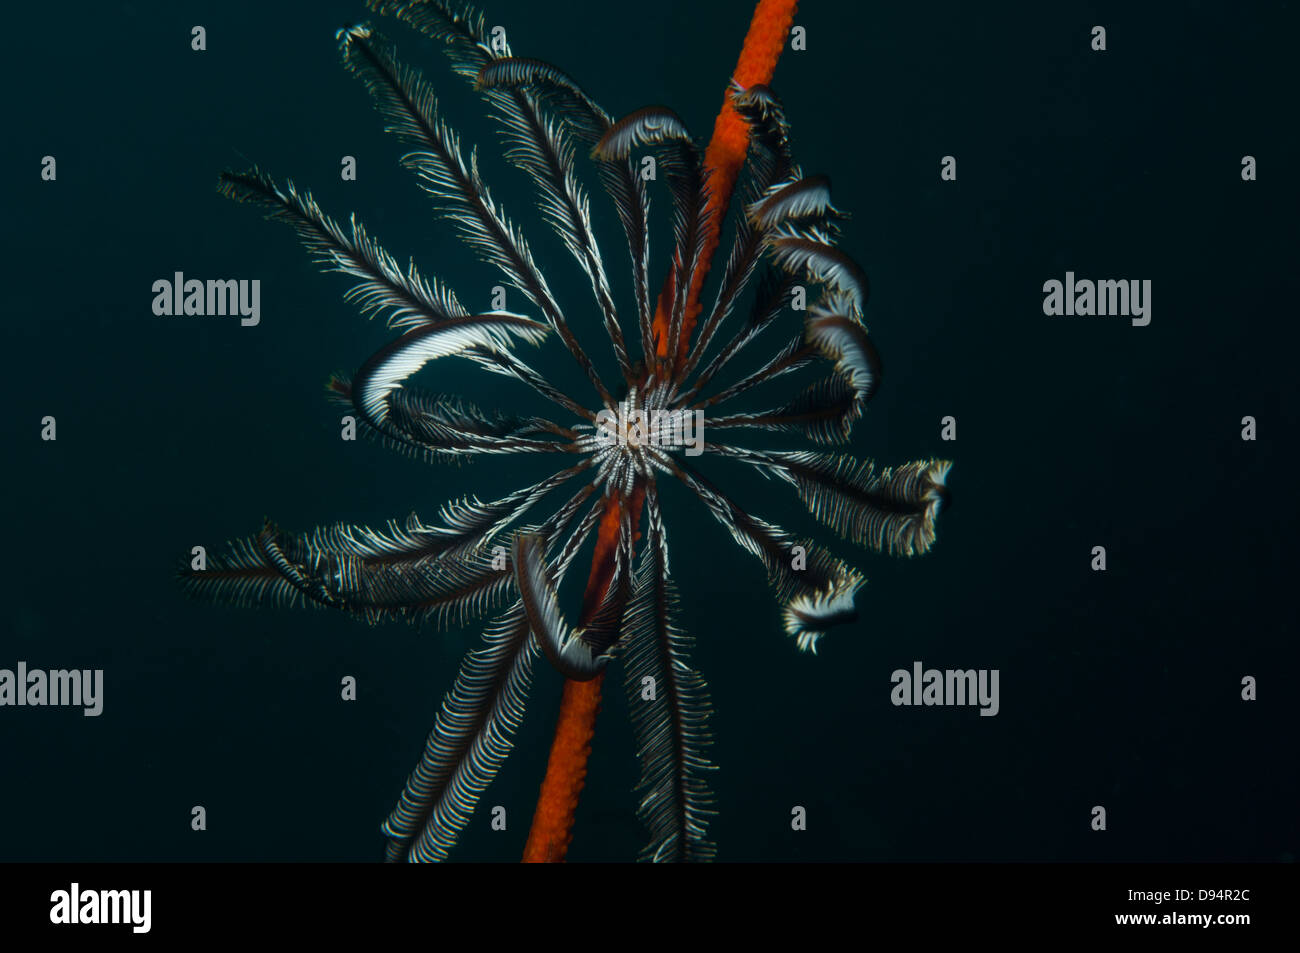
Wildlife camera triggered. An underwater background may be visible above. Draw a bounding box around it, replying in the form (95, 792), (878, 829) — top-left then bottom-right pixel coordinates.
(2, 0), (1296, 862)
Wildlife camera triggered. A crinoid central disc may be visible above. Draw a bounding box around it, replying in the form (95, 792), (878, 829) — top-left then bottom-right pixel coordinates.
(578, 382), (706, 495)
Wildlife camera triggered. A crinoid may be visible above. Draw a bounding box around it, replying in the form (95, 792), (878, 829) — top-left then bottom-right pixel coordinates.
(181, 0), (951, 862)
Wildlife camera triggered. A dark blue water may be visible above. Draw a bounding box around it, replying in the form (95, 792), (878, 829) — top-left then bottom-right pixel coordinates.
(2, 0), (1295, 861)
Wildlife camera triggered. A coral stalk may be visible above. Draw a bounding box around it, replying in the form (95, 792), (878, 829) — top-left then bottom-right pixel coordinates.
(522, 0), (799, 862)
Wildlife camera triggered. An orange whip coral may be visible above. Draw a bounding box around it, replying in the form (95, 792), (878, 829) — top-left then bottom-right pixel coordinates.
(523, 0), (801, 863)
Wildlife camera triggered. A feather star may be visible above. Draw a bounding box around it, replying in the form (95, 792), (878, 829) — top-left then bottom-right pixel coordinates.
(181, 0), (951, 862)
